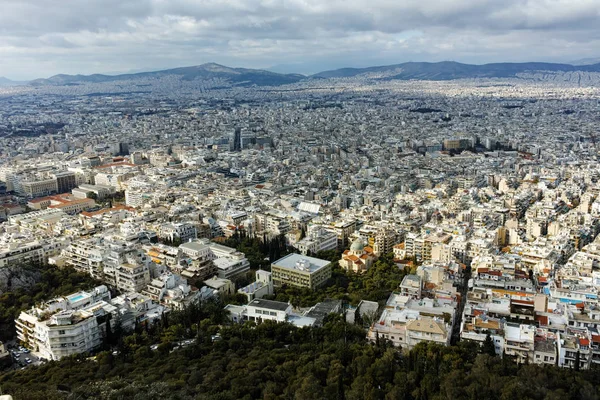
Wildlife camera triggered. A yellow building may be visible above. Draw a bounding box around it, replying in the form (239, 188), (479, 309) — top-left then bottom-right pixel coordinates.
(271, 253), (332, 290)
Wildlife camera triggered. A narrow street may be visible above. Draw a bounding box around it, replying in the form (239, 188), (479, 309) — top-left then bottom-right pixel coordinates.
(450, 263), (472, 346)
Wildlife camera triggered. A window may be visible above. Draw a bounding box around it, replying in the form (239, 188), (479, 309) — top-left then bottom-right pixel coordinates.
(59, 330), (65, 335)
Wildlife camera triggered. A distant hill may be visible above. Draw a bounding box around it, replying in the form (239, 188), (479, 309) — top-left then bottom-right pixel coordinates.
(29, 63), (306, 87)
(23, 60), (600, 88)
(311, 61), (600, 80)
(0, 77), (27, 87)
(570, 57), (600, 66)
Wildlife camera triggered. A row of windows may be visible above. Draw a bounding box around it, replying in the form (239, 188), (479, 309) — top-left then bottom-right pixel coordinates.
(535, 354), (555, 362)
(255, 310), (277, 316)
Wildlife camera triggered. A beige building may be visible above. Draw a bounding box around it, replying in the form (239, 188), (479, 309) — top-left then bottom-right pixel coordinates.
(271, 253), (332, 290)
(28, 194), (96, 214)
(405, 317), (450, 348)
(20, 178), (58, 198)
(112, 263), (151, 293)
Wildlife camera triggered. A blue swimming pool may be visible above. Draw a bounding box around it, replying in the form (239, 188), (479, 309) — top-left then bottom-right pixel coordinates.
(69, 294), (86, 302)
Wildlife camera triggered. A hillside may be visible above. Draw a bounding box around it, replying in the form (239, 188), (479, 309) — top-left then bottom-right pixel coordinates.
(22, 60), (600, 89)
(312, 61), (600, 81)
(29, 63), (306, 87)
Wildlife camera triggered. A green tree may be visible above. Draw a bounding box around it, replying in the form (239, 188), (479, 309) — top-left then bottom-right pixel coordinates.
(481, 332), (497, 356)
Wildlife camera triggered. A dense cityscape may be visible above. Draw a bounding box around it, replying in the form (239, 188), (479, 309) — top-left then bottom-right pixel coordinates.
(0, 65), (600, 398)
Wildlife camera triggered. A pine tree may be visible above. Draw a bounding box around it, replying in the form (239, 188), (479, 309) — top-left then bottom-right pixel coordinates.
(481, 332), (497, 356)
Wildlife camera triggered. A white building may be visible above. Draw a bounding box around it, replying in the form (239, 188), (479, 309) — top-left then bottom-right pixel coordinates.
(159, 223), (197, 244)
(15, 286), (112, 360)
(294, 226), (338, 255)
(238, 270), (274, 302)
(142, 272), (198, 309)
(179, 239), (250, 279)
(225, 298), (316, 327)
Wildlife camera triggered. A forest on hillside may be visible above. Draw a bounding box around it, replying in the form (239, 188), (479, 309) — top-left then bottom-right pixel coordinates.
(0, 312), (599, 400)
(0, 253), (598, 399)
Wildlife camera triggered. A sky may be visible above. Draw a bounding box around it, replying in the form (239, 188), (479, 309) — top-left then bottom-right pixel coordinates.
(1, 0), (600, 80)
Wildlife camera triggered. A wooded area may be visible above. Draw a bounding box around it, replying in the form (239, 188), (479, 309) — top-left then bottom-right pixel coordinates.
(1, 311), (598, 399)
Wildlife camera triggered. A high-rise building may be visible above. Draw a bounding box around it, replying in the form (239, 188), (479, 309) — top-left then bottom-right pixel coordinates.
(230, 127), (242, 152)
(53, 171), (77, 194)
(118, 142), (130, 156)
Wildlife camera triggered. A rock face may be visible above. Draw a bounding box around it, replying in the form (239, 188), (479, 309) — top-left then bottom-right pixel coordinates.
(0, 265), (40, 294)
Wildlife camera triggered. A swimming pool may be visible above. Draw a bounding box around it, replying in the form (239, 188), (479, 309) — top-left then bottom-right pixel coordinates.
(68, 294), (86, 302)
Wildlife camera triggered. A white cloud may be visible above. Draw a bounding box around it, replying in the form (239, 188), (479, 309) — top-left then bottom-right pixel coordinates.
(0, 0), (599, 79)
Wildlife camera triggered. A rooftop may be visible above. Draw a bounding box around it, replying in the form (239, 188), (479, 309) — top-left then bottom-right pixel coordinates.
(272, 253), (330, 273)
(248, 298), (290, 312)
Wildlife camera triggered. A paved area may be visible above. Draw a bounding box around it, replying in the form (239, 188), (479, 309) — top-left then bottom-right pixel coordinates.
(3, 340), (46, 370)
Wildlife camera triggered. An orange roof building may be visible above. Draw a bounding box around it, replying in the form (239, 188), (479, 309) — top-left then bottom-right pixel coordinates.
(339, 238), (377, 273)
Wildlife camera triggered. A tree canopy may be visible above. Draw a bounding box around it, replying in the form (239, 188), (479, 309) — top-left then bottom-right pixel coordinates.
(1, 314), (599, 400)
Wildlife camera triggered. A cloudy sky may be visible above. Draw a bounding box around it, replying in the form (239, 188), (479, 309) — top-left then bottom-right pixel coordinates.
(1, 0), (600, 80)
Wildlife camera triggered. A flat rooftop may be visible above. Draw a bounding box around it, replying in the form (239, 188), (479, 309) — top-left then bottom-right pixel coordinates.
(248, 298), (290, 312)
(272, 253), (330, 273)
(179, 241), (208, 252)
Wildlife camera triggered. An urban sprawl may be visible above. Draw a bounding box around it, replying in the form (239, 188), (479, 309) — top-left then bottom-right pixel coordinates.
(1, 74), (600, 370)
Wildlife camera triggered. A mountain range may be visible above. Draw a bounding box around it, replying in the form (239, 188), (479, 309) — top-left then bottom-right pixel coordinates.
(28, 63), (304, 87)
(311, 61), (600, 80)
(4, 60), (600, 87)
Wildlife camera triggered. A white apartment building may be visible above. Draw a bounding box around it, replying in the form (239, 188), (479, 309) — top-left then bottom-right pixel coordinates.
(15, 286), (112, 361)
(94, 172), (134, 191)
(113, 263), (151, 293)
(294, 226), (338, 255)
(8, 209), (67, 232)
(238, 270), (274, 302)
(60, 239), (106, 278)
(142, 272), (197, 309)
(159, 223), (197, 243)
(124, 189), (152, 208)
(179, 239), (250, 279)
(367, 293), (454, 350)
(0, 240), (45, 268)
(0, 237), (69, 268)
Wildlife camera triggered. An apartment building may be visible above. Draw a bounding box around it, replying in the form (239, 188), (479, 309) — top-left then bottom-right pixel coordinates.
(0, 240), (45, 268)
(113, 263), (151, 293)
(159, 222), (197, 244)
(179, 239), (250, 279)
(238, 270), (274, 302)
(15, 286), (112, 360)
(142, 272), (197, 309)
(294, 226), (338, 255)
